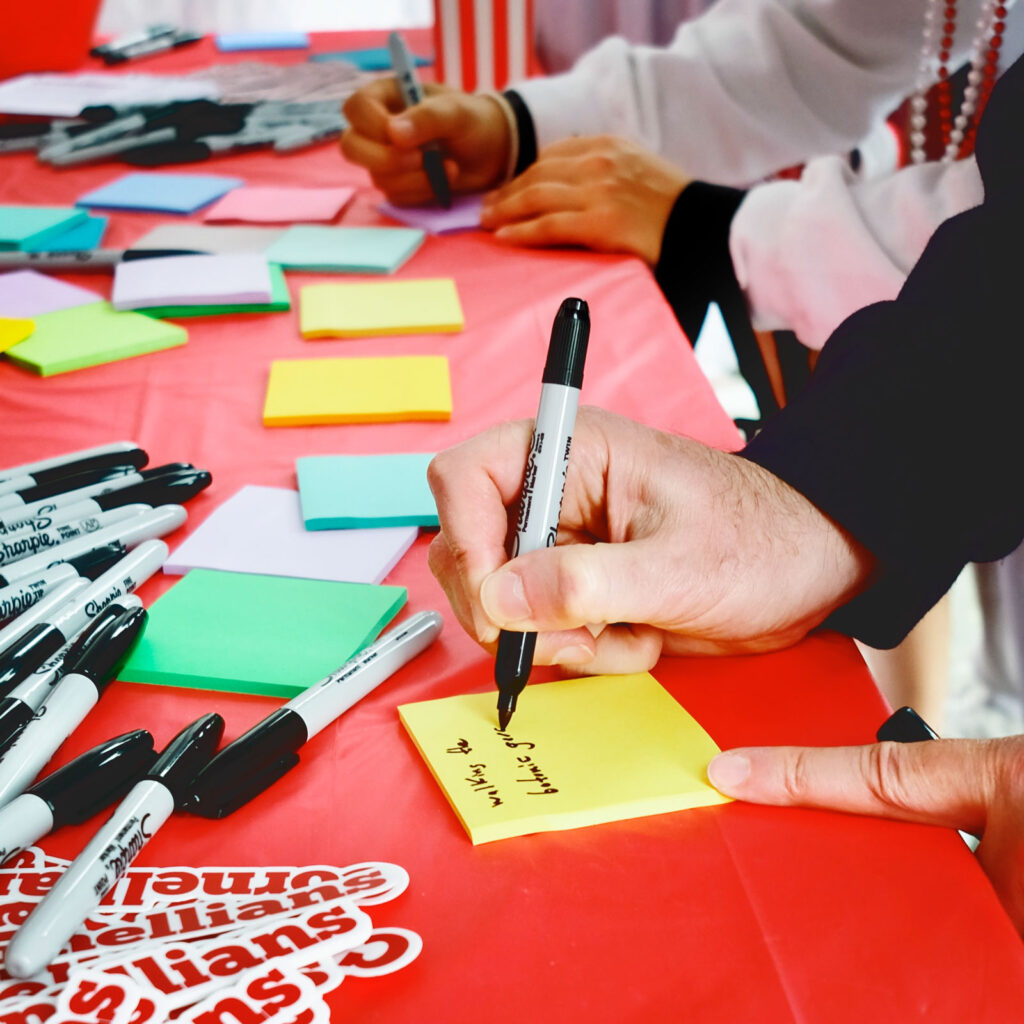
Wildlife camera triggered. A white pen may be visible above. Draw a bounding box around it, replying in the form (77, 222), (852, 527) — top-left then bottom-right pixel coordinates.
(189, 610), (444, 817)
(5, 713), (223, 978)
(0, 442), (140, 484)
(0, 505), (149, 569)
(0, 506), (183, 587)
(0, 565), (86, 624)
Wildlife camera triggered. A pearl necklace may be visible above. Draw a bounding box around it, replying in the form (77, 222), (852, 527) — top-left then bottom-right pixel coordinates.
(910, 0), (1006, 163)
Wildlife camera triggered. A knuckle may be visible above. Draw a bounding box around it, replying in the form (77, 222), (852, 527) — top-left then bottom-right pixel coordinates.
(862, 743), (915, 811)
(553, 547), (597, 624)
(782, 749), (813, 802)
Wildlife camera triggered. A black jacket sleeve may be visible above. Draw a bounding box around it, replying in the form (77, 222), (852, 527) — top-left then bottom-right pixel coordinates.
(742, 53), (1024, 649)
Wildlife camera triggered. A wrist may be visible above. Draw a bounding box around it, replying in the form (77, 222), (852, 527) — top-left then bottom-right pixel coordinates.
(479, 91), (518, 184)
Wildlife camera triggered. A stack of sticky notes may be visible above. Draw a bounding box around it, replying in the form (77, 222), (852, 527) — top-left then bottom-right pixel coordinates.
(0, 318), (34, 353)
(111, 253), (284, 316)
(399, 672), (730, 844)
(132, 224), (287, 255)
(215, 31), (310, 52)
(120, 568), (407, 698)
(264, 225), (424, 273)
(0, 268), (186, 375)
(0, 206), (91, 250)
(300, 278), (463, 338)
(297, 453), (438, 529)
(263, 355), (452, 426)
(77, 172), (243, 215)
(203, 185), (355, 224)
(379, 194), (483, 235)
(164, 484), (418, 583)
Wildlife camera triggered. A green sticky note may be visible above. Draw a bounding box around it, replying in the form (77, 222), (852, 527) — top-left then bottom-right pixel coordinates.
(0, 206), (88, 250)
(3, 301), (187, 376)
(120, 569), (407, 698)
(297, 453), (439, 529)
(264, 225), (424, 273)
(138, 263), (291, 318)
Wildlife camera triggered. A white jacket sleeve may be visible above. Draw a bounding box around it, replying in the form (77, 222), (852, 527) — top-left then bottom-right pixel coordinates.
(510, 0), (982, 186)
(730, 155), (985, 349)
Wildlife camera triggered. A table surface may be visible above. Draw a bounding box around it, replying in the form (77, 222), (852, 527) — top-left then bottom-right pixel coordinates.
(1, 29), (1022, 1022)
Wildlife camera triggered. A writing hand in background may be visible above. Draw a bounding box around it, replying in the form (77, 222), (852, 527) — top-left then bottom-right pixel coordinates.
(341, 79), (511, 204)
(708, 736), (1024, 937)
(480, 136), (690, 265)
(427, 406), (872, 673)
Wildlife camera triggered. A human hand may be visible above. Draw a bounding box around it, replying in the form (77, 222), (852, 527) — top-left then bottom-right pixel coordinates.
(479, 136), (690, 265)
(341, 79), (511, 204)
(427, 406), (872, 672)
(708, 736), (1024, 936)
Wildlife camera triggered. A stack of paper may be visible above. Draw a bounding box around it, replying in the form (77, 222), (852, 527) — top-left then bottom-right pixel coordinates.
(0, 206), (87, 250)
(379, 194), (484, 235)
(3, 301), (186, 376)
(215, 31), (310, 52)
(297, 453), (438, 529)
(164, 484), (418, 583)
(120, 568), (407, 698)
(138, 265), (290, 318)
(112, 253), (274, 312)
(203, 185), (355, 224)
(0, 270), (101, 317)
(131, 224), (286, 255)
(263, 355), (452, 426)
(299, 278), (464, 338)
(77, 172), (243, 215)
(264, 225), (424, 273)
(0, 319), (34, 352)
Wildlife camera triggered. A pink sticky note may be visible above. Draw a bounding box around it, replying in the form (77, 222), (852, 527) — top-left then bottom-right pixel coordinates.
(0, 270), (102, 318)
(202, 186), (356, 224)
(379, 194), (483, 235)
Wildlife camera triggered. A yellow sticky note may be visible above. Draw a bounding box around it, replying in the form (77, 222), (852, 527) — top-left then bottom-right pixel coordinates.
(398, 672), (730, 845)
(263, 355), (452, 426)
(0, 318), (35, 353)
(300, 278), (464, 338)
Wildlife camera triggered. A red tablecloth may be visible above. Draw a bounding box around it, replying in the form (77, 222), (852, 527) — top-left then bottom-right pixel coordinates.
(1, 30), (1022, 1022)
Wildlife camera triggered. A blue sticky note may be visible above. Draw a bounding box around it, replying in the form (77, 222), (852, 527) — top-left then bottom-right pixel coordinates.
(265, 225), (424, 274)
(22, 214), (107, 252)
(216, 31), (310, 51)
(0, 207), (87, 250)
(309, 47), (431, 70)
(297, 453), (439, 529)
(77, 173), (244, 215)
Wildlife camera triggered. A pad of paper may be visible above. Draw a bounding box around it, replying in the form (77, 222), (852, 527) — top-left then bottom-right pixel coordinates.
(264, 225), (424, 273)
(263, 356), (452, 426)
(0, 270), (101, 317)
(300, 278), (464, 338)
(120, 568), (406, 698)
(203, 186), (354, 224)
(216, 31), (310, 51)
(112, 253), (273, 311)
(21, 214), (107, 252)
(132, 224), (286, 255)
(138, 264), (290, 318)
(77, 173), (244, 214)
(0, 207), (87, 250)
(379, 195), (483, 235)
(0, 319), (34, 352)
(297, 453), (438, 529)
(3, 301), (186, 376)
(398, 672), (730, 845)
(164, 484), (418, 584)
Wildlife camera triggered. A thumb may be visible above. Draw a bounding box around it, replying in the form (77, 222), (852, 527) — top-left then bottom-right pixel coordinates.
(478, 539), (677, 633)
(706, 739), (997, 837)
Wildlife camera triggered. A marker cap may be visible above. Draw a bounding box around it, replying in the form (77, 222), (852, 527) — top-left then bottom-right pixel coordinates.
(0, 622), (67, 697)
(68, 543), (128, 580)
(94, 469), (212, 511)
(26, 449), (148, 488)
(30, 730), (156, 828)
(62, 605), (147, 691)
(147, 712), (224, 807)
(541, 297), (589, 389)
(186, 708), (305, 819)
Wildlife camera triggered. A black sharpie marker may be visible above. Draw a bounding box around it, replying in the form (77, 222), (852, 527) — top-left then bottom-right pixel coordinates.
(0, 459), (164, 512)
(5, 713), (223, 979)
(0, 448), (148, 500)
(0, 730), (156, 867)
(189, 610), (443, 817)
(495, 298), (589, 728)
(0, 442), (140, 484)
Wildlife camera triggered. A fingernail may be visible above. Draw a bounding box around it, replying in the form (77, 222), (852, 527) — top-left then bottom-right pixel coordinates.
(389, 116), (414, 141)
(707, 752), (750, 792)
(551, 644), (593, 666)
(480, 570), (531, 624)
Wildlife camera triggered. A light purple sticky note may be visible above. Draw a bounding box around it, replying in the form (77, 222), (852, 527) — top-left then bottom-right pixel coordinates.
(0, 270), (102, 318)
(164, 484), (418, 584)
(111, 253), (273, 311)
(379, 194), (484, 235)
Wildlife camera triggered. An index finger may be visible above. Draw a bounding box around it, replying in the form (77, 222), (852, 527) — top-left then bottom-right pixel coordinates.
(342, 78), (407, 143)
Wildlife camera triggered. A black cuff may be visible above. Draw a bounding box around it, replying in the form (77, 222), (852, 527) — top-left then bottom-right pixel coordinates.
(502, 89), (538, 175)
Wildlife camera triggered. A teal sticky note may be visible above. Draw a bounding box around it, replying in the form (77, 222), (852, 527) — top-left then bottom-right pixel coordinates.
(120, 569), (407, 698)
(0, 206), (87, 250)
(297, 453), (439, 530)
(309, 47), (431, 69)
(264, 225), (424, 273)
(23, 214), (107, 252)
